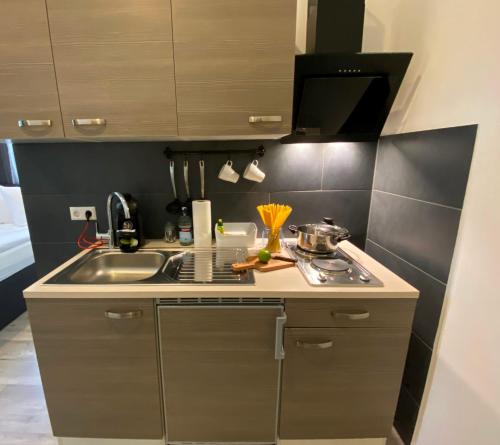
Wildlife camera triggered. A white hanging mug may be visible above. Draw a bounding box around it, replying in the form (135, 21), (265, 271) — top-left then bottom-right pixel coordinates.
(218, 160), (240, 183)
(243, 160), (266, 183)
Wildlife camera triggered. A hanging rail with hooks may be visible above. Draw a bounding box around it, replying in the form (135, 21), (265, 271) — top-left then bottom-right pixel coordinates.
(163, 145), (265, 160)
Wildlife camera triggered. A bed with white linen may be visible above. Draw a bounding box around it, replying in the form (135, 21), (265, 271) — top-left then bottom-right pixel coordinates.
(0, 185), (36, 329)
(0, 224), (35, 281)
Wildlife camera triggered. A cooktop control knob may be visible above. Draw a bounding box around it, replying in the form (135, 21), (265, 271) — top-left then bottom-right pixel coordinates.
(318, 272), (327, 283)
(359, 274), (370, 283)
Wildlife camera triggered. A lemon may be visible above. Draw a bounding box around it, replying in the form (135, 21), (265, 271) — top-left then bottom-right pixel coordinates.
(258, 249), (271, 263)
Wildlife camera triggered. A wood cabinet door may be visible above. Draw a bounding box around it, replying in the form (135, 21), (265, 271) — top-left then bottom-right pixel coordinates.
(0, 0), (64, 139)
(46, 0), (178, 138)
(280, 327), (411, 439)
(159, 306), (283, 442)
(172, 0), (296, 136)
(27, 299), (163, 439)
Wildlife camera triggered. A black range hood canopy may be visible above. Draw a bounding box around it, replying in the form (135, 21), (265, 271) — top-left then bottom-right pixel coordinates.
(281, 52), (412, 144)
(281, 0), (412, 144)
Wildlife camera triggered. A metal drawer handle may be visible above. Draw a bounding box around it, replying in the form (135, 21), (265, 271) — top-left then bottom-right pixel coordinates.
(332, 311), (370, 320)
(249, 115), (283, 123)
(105, 310), (143, 320)
(274, 313), (287, 360)
(72, 118), (106, 127)
(18, 119), (52, 128)
(296, 340), (333, 350)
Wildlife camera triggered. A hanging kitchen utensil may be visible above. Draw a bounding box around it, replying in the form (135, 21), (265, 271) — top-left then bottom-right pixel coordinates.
(183, 159), (193, 213)
(166, 160), (182, 215)
(199, 159), (206, 199)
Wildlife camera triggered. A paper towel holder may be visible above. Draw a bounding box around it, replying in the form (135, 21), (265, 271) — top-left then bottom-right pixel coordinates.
(163, 145), (265, 160)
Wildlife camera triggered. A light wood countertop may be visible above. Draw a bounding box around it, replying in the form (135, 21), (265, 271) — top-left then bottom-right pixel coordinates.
(23, 240), (418, 300)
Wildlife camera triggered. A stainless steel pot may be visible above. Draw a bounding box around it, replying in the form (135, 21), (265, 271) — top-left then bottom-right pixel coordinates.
(289, 217), (350, 253)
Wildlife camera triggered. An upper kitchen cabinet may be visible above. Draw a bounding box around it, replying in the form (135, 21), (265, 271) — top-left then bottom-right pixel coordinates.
(172, 0), (296, 137)
(45, 0), (178, 138)
(0, 0), (64, 139)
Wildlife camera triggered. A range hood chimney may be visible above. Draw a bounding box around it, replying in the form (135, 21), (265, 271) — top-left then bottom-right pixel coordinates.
(306, 0), (365, 53)
(282, 0), (412, 144)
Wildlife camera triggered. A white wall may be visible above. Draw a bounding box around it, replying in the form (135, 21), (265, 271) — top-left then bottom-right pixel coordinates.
(363, 1), (500, 444)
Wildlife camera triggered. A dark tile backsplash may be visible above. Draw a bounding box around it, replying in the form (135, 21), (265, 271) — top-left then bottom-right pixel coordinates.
(14, 139), (377, 276)
(322, 142), (377, 190)
(368, 190), (461, 284)
(374, 126), (476, 208)
(365, 240), (446, 347)
(367, 125), (477, 444)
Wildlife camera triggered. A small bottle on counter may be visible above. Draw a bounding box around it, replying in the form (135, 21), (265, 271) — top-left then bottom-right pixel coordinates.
(178, 206), (193, 246)
(216, 218), (224, 235)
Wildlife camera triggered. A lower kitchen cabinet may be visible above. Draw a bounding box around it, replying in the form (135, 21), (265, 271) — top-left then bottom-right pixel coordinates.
(27, 299), (163, 439)
(279, 327), (411, 439)
(158, 306), (283, 442)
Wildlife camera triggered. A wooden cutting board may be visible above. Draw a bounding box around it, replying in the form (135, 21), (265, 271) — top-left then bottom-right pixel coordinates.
(232, 256), (295, 273)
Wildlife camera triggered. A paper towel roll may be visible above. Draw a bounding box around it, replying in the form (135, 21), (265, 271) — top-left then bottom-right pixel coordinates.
(194, 250), (213, 282)
(193, 200), (212, 248)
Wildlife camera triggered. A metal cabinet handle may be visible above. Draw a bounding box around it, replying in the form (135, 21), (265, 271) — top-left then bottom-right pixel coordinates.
(249, 115), (283, 123)
(296, 340), (334, 350)
(18, 119), (52, 128)
(332, 311), (370, 320)
(274, 313), (287, 360)
(72, 118), (106, 127)
(104, 310), (143, 320)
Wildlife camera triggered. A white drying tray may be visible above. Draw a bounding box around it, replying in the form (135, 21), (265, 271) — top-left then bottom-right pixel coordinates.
(215, 222), (257, 248)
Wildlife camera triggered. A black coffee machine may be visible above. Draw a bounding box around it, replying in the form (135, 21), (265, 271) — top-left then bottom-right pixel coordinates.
(113, 193), (144, 252)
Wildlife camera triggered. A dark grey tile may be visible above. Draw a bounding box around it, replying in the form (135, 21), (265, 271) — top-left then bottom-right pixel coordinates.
(24, 194), (107, 243)
(365, 240), (446, 347)
(31, 242), (79, 277)
(134, 193), (173, 239)
(271, 190), (371, 247)
(322, 142), (377, 190)
(210, 192), (270, 230)
(368, 191), (461, 283)
(374, 125), (477, 208)
(23, 194), (109, 243)
(400, 333), (432, 405)
(15, 142), (175, 195)
(394, 387), (419, 445)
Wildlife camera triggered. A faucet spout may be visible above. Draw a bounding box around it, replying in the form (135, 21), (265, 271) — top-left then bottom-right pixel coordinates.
(95, 192), (133, 249)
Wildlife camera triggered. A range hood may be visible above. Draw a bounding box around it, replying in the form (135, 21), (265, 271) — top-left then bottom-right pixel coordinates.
(281, 0), (412, 144)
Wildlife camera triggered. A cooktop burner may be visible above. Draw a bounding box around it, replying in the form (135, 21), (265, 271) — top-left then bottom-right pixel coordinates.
(286, 242), (383, 287)
(311, 258), (350, 273)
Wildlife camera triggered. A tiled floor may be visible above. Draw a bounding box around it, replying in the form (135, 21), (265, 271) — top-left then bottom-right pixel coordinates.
(0, 313), (57, 445)
(0, 313), (405, 445)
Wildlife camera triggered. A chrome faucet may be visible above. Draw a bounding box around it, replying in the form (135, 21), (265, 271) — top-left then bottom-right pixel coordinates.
(96, 192), (131, 249)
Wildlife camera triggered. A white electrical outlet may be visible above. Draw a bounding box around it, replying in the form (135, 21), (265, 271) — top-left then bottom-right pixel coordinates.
(69, 206), (97, 221)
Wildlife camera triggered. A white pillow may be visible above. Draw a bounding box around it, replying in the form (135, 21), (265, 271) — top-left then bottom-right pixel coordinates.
(0, 186), (28, 226)
(0, 191), (11, 223)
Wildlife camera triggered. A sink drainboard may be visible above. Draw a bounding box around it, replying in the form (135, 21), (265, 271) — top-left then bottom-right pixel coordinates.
(173, 249), (252, 284)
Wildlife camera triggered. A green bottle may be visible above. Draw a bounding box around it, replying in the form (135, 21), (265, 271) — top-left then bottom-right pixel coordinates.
(216, 218), (224, 234)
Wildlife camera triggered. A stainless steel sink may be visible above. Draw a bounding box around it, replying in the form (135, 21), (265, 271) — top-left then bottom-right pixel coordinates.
(46, 248), (255, 285)
(68, 251), (166, 284)
(50, 251), (166, 284)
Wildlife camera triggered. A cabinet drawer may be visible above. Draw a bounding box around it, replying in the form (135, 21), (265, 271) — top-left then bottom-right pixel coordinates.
(285, 299), (415, 328)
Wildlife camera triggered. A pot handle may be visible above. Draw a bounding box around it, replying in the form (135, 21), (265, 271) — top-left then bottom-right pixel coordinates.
(322, 217), (334, 225)
(340, 233), (351, 241)
(288, 225), (298, 235)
